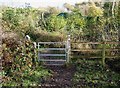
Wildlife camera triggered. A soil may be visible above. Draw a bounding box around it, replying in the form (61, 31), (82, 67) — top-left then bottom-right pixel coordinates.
(40, 65), (76, 88)
(38, 59), (120, 88)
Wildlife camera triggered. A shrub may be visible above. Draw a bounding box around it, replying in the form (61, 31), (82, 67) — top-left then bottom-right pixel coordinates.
(29, 30), (66, 42)
(46, 14), (67, 31)
(1, 36), (51, 86)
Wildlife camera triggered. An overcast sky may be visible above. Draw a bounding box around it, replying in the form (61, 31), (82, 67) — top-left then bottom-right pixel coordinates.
(0, 0), (88, 8)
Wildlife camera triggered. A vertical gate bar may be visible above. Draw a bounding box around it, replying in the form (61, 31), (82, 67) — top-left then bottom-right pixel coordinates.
(38, 42), (40, 61)
(33, 42), (37, 64)
(67, 35), (71, 63)
(65, 41), (67, 61)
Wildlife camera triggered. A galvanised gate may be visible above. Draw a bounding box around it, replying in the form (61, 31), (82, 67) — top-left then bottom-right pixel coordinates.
(35, 35), (70, 65)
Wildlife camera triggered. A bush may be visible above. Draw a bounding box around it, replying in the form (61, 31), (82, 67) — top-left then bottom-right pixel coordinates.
(29, 30), (67, 42)
(1, 36), (51, 86)
(46, 14), (67, 31)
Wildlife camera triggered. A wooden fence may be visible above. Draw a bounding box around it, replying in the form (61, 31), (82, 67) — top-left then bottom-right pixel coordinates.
(34, 35), (119, 65)
(71, 41), (120, 66)
(71, 41), (120, 58)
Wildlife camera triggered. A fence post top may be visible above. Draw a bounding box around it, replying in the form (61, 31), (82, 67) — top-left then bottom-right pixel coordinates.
(67, 35), (70, 41)
(33, 42), (36, 44)
(25, 35), (30, 41)
(68, 35), (70, 37)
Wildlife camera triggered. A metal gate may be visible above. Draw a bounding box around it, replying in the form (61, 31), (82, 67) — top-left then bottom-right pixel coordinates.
(36, 36), (70, 65)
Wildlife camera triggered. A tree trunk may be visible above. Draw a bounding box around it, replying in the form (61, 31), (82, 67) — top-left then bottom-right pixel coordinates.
(112, 0), (116, 18)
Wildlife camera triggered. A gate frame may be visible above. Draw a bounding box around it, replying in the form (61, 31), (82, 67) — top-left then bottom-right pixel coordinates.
(34, 35), (71, 64)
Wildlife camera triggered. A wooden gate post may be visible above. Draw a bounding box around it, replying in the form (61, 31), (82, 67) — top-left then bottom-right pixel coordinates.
(66, 35), (71, 63)
(102, 41), (106, 66)
(33, 42), (37, 58)
(33, 42), (36, 48)
(38, 43), (40, 62)
(33, 42), (37, 66)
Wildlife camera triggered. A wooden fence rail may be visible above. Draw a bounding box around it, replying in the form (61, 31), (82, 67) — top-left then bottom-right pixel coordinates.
(71, 41), (119, 66)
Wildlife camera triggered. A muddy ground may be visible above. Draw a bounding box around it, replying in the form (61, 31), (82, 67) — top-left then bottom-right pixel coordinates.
(40, 65), (76, 88)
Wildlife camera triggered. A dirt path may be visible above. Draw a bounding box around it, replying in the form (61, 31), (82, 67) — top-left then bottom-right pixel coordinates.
(40, 65), (76, 88)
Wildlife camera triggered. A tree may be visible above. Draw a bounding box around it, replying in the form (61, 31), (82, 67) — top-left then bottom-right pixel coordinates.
(88, 4), (103, 17)
(47, 14), (67, 31)
(66, 12), (85, 31)
(47, 7), (61, 14)
(63, 3), (74, 11)
(2, 8), (19, 30)
(112, 0), (117, 18)
(2, 7), (39, 35)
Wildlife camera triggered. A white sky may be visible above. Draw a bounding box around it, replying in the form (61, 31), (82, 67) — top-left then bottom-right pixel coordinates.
(0, 0), (118, 8)
(0, 0), (88, 8)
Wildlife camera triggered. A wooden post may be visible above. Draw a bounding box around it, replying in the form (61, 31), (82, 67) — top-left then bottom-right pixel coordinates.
(118, 22), (120, 59)
(33, 42), (36, 48)
(32, 42), (37, 66)
(102, 41), (106, 66)
(38, 43), (40, 62)
(66, 35), (71, 63)
(33, 42), (37, 59)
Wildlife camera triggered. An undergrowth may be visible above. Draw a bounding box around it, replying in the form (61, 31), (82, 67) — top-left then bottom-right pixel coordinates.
(72, 59), (120, 88)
